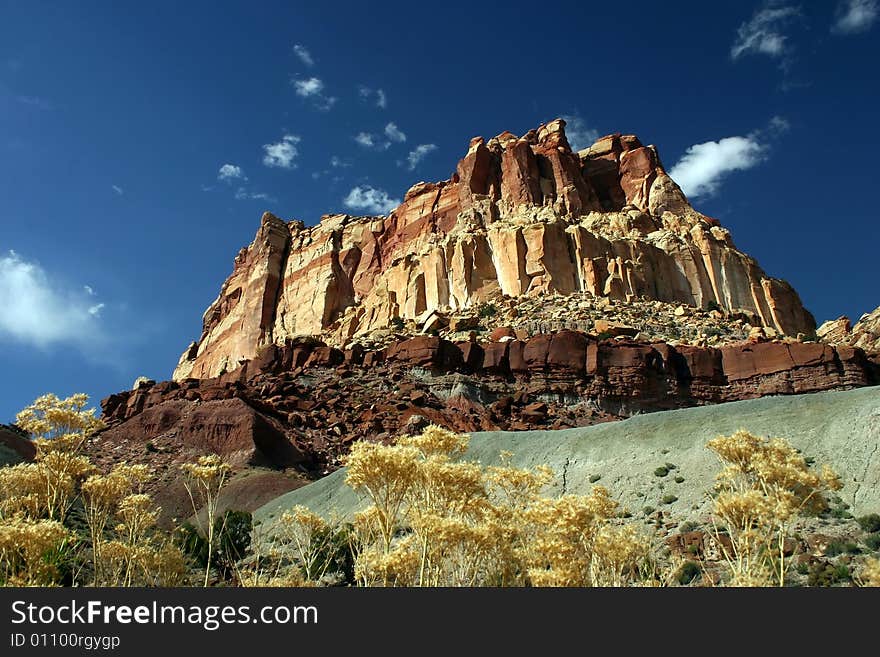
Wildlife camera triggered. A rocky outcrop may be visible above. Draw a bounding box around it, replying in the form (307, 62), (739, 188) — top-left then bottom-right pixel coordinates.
(0, 424), (35, 465)
(110, 332), (877, 471)
(818, 305), (880, 356)
(174, 119), (815, 380)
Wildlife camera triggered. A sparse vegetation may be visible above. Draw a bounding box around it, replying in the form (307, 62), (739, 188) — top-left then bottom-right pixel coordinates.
(478, 303), (498, 319)
(0, 394), (186, 586)
(857, 514), (880, 533)
(706, 429), (842, 586)
(677, 561), (701, 585)
(1, 395), (875, 588)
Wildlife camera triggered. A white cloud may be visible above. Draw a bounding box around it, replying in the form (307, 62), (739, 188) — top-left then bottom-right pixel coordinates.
(0, 250), (108, 349)
(217, 164), (246, 181)
(355, 132), (376, 148)
(343, 185), (400, 214)
(384, 122), (407, 143)
(262, 134), (300, 168)
(833, 0), (878, 33)
(84, 285), (95, 296)
(330, 156), (351, 168)
(354, 131), (391, 150)
(314, 95), (337, 111)
(293, 77), (324, 97)
(669, 136), (766, 199)
(293, 43), (314, 67)
(406, 144), (437, 170)
(293, 77), (336, 111)
(767, 115), (791, 134)
(234, 187), (276, 203)
(731, 5), (799, 59)
(560, 115), (599, 152)
(358, 86), (387, 108)
(111, 185), (124, 196)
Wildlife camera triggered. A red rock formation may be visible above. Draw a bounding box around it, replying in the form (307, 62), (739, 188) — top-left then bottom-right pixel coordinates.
(0, 425), (35, 463)
(174, 119), (817, 380)
(106, 332), (878, 474)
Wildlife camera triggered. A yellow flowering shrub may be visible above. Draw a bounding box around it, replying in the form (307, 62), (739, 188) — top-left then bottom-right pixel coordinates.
(181, 454), (232, 586)
(707, 429), (843, 586)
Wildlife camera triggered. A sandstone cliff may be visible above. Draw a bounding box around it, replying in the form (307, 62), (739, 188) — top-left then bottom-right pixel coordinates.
(174, 119), (815, 380)
(817, 305), (880, 355)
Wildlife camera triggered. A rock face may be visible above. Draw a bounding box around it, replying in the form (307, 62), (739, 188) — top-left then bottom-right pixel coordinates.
(0, 424), (35, 465)
(174, 119), (815, 380)
(107, 332), (878, 473)
(818, 305), (880, 356)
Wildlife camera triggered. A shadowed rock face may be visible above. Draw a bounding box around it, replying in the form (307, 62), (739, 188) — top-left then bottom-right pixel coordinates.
(0, 424), (35, 465)
(173, 119), (816, 381)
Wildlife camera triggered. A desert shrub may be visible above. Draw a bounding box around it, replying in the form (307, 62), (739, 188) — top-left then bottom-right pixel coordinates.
(677, 561), (701, 585)
(674, 476), (685, 484)
(478, 303), (498, 318)
(279, 426), (655, 587)
(857, 514), (880, 534)
(643, 507), (655, 516)
(825, 540), (860, 557)
(0, 517), (71, 585)
(180, 510), (252, 582)
(706, 300), (722, 313)
(654, 466), (669, 477)
(706, 429), (842, 587)
(861, 558), (880, 586)
(864, 533), (880, 551)
(389, 316), (405, 330)
(589, 474), (602, 483)
(661, 495), (678, 505)
(181, 455), (231, 586)
(217, 510), (252, 568)
(807, 561), (850, 587)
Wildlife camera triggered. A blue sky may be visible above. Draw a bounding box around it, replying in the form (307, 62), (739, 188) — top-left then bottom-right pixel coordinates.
(1, 0), (878, 422)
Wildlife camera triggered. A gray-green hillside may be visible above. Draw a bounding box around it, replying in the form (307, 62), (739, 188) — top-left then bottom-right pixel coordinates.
(255, 386), (880, 532)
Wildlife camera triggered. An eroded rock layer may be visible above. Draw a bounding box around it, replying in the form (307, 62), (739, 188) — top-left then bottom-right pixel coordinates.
(174, 119), (815, 381)
(109, 333), (878, 473)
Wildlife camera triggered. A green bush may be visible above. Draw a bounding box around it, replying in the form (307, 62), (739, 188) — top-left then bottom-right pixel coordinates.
(478, 303), (498, 318)
(824, 539), (860, 557)
(589, 474), (602, 483)
(677, 561), (701, 585)
(674, 476), (685, 484)
(661, 494), (678, 505)
(857, 513), (880, 533)
(864, 533), (880, 551)
(178, 510), (253, 579)
(643, 506), (655, 516)
(654, 466), (669, 477)
(807, 561), (851, 586)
